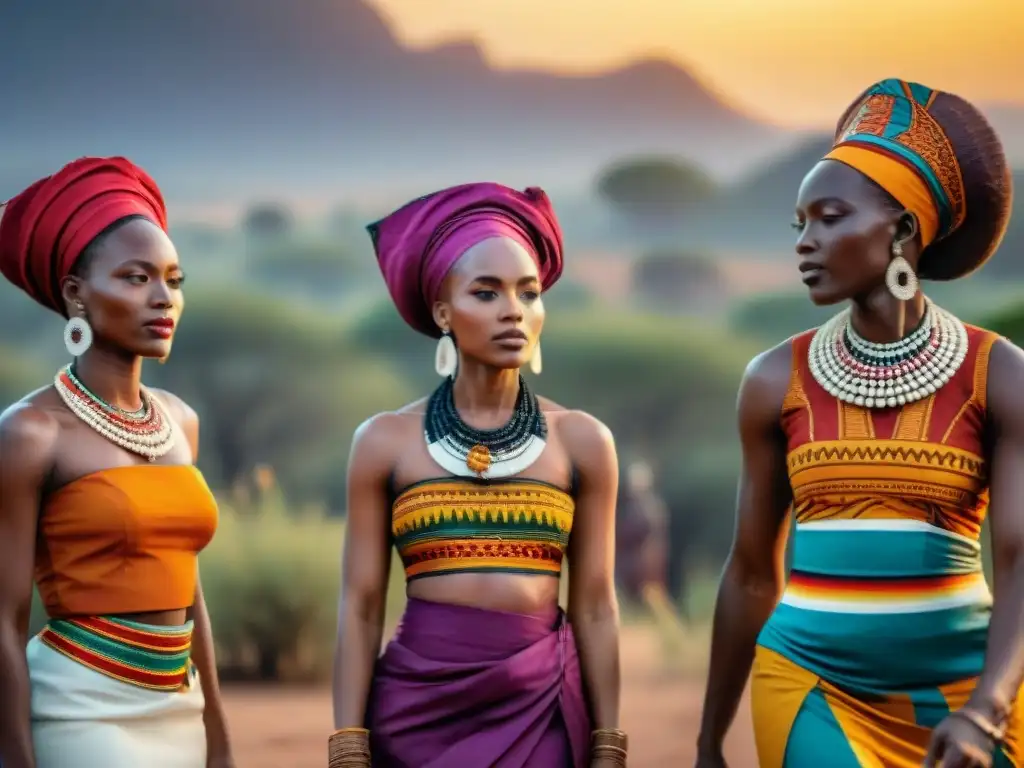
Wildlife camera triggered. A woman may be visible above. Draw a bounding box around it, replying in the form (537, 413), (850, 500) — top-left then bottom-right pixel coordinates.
(0, 157), (233, 768)
(695, 79), (1018, 768)
(329, 183), (626, 767)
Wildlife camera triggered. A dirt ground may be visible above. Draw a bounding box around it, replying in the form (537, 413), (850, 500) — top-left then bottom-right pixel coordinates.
(222, 624), (757, 767)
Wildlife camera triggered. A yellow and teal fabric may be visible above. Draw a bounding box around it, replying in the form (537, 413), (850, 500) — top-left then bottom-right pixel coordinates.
(754, 326), (1023, 766)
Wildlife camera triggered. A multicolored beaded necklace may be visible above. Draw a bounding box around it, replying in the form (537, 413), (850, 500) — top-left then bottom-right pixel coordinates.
(808, 298), (969, 409)
(424, 374), (547, 479)
(54, 364), (176, 460)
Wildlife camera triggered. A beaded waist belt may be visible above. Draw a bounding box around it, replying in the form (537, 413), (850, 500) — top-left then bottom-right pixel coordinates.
(39, 616), (193, 691)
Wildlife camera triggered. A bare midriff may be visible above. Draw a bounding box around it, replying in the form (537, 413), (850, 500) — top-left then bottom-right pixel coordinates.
(407, 572), (562, 616)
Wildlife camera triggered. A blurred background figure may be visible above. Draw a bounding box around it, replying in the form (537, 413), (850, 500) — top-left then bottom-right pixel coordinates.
(616, 460), (669, 605)
(616, 460), (688, 663)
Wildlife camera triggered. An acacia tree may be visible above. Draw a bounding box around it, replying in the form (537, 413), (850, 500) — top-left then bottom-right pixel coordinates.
(595, 156), (718, 227)
(241, 203), (294, 242)
(631, 249), (724, 308)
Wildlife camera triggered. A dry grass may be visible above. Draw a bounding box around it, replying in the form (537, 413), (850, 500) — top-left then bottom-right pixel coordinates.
(221, 623), (756, 767)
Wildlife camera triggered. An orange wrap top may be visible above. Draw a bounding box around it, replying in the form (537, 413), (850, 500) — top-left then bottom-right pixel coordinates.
(34, 465), (219, 617)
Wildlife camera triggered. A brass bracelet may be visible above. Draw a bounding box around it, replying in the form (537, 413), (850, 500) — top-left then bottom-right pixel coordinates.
(591, 728), (628, 765)
(591, 728), (628, 748)
(953, 708), (1007, 743)
(591, 746), (628, 765)
(330, 727), (369, 737)
(328, 728), (371, 768)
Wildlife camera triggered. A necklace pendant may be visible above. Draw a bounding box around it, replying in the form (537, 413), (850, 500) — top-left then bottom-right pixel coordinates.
(466, 444), (492, 476)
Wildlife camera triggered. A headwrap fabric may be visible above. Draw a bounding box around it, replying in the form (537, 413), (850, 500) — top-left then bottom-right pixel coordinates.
(0, 157), (167, 315)
(824, 79), (966, 247)
(368, 183), (564, 338)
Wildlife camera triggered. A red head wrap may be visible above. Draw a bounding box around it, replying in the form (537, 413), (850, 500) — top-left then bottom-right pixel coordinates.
(0, 157), (167, 315)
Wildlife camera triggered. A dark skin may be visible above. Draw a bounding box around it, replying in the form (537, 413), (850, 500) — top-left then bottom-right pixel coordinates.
(0, 218), (233, 768)
(696, 160), (1024, 768)
(332, 236), (622, 766)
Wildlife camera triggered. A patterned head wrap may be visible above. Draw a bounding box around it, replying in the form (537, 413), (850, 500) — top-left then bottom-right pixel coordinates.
(825, 79), (965, 248)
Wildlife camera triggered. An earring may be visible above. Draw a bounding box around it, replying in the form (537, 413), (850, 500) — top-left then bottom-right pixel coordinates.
(63, 305), (93, 356)
(64, 316), (93, 357)
(529, 343), (542, 375)
(886, 241), (917, 301)
(435, 330), (457, 377)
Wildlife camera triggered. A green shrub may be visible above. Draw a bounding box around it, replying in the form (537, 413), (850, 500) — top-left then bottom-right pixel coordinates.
(199, 480), (344, 682)
(730, 280), (1023, 345)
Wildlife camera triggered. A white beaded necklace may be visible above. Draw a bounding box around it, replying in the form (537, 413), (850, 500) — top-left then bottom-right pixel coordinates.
(807, 299), (969, 409)
(54, 365), (176, 461)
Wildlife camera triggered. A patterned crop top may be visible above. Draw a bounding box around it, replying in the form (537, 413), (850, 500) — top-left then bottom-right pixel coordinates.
(391, 478), (575, 581)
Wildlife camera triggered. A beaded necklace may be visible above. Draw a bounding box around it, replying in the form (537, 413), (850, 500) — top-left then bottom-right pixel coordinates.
(54, 364), (176, 461)
(808, 298), (969, 409)
(424, 374), (547, 478)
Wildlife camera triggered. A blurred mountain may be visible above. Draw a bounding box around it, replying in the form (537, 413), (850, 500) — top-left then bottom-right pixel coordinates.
(0, 0), (796, 203)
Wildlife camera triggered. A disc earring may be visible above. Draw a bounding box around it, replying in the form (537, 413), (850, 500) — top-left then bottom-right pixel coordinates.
(63, 308), (93, 357)
(885, 241), (918, 302)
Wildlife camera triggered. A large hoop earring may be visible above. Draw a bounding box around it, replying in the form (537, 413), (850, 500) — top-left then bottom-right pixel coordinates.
(529, 342), (542, 375)
(63, 313), (93, 357)
(435, 330), (457, 378)
(885, 241), (917, 301)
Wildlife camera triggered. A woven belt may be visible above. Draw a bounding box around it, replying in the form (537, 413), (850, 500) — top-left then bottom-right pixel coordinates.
(40, 616), (193, 691)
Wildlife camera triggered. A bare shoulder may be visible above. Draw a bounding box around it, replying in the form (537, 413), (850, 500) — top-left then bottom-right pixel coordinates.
(548, 406), (616, 473)
(148, 388), (200, 460)
(738, 337), (796, 418)
(0, 399), (61, 470)
(149, 387), (198, 429)
(744, 337), (795, 393)
(552, 408), (614, 447)
(349, 398), (426, 462)
(985, 336), (1024, 421)
(987, 336), (1024, 377)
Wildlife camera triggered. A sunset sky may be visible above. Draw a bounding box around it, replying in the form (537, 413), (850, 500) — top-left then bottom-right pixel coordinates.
(367, 0), (1022, 128)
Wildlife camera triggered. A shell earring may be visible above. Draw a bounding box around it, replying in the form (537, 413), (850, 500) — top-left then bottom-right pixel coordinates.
(529, 342), (542, 375)
(435, 330), (457, 377)
(885, 241), (918, 301)
(63, 304), (93, 357)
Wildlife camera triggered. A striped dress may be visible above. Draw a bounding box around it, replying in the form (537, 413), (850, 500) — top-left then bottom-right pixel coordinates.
(752, 324), (1022, 767)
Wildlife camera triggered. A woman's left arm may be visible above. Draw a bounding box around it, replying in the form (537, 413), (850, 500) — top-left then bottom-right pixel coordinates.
(926, 339), (1024, 767)
(563, 412), (621, 733)
(191, 574), (232, 764)
(164, 392), (234, 767)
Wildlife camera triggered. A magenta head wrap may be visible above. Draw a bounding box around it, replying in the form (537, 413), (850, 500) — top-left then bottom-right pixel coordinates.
(368, 182), (565, 338)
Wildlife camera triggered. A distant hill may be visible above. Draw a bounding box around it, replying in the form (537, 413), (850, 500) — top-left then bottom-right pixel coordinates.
(0, 0), (795, 204)
(639, 131), (1021, 260)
